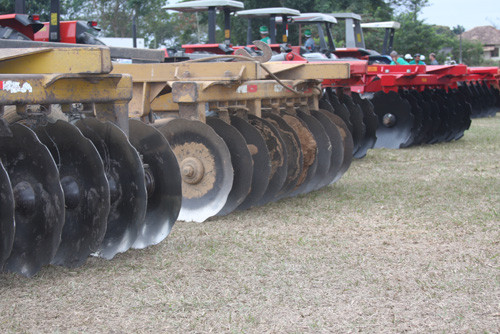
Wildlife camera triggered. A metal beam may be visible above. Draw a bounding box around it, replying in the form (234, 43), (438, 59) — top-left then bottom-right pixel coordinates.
(208, 6), (216, 43)
(0, 40), (165, 62)
(14, 0), (25, 14)
(49, 0), (60, 42)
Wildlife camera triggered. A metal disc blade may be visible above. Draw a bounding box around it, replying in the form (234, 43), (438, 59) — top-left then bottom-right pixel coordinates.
(352, 93), (377, 158)
(128, 119), (182, 248)
(464, 84), (484, 118)
(339, 93), (366, 155)
(421, 89), (443, 144)
(155, 118), (233, 222)
(468, 82), (482, 117)
(294, 109), (331, 194)
(446, 90), (471, 141)
(400, 91), (423, 147)
(492, 86), (500, 111)
(280, 112), (318, 197)
(445, 91), (463, 141)
(444, 89), (463, 141)
(469, 82), (486, 117)
(480, 83), (495, 116)
(408, 90), (434, 145)
(445, 90), (459, 140)
(75, 118), (147, 259)
(206, 117), (253, 216)
(326, 88), (354, 132)
(0, 123), (64, 277)
(319, 95), (335, 114)
(434, 89), (457, 142)
(230, 115), (270, 211)
(371, 91), (414, 149)
(312, 109), (345, 188)
(319, 112), (353, 183)
(262, 112), (303, 198)
(430, 90), (452, 143)
(479, 82), (496, 116)
(0, 161), (14, 271)
(475, 82), (488, 117)
(450, 90), (472, 140)
(458, 84), (477, 118)
(485, 83), (499, 115)
(34, 120), (110, 267)
(248, 114), (288, 206)
(475, 82), (491, 116)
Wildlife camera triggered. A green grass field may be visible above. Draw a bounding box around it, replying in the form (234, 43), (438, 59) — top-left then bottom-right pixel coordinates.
(1, 116), (499, 333)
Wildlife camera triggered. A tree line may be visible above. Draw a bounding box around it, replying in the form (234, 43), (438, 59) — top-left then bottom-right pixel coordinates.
(0, 0), (488, 65)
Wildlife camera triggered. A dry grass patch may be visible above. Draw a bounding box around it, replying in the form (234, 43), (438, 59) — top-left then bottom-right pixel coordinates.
(1, 116), (499, 333)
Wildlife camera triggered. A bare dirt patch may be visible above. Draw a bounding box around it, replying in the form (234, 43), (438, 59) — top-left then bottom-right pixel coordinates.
(1, 116), (499, 333)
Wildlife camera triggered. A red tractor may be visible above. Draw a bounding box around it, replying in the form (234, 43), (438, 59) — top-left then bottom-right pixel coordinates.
(0, 0), (101, 44)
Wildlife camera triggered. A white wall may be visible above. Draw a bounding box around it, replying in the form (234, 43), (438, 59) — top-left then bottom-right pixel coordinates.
(99, 37), (145, 48)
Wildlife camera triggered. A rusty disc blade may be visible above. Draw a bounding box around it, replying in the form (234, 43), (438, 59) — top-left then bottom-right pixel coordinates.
(0, 123), (65, 277)
(262, 111), (303, 198)
(76, 118), (146, 259)
(371, 91), (414, 149)
(230, 115), (270, 211)
(248, 114), (288, 206)
(294, 109), (331, 194)
(312, 109), (344, 188)
(34, 120), (110, 267)
(280, 111), (318, 197)
(320, 112), (353, 184)
(128, 119), (181, 248)
(155, 118), (233, 222)
(206, 117), (253, 216)
(0, 161), (14, 272)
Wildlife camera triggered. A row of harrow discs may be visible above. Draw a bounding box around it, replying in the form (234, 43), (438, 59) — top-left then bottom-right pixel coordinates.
(1, 45), (498, 278)
(321, 62), (499, 151)
(0, 47), (357, 277)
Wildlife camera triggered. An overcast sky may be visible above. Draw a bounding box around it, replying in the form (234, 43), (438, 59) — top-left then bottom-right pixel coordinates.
(419, 0), (500, 30)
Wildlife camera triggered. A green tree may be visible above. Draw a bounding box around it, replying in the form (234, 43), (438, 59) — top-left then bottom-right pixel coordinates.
(392, 13), (450, 60)
(0, 0), (52, 19)
(62, 0), (176, 47)
(388, 0), (429, 22)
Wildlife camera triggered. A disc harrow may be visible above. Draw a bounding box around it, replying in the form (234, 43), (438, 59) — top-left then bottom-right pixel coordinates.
(324, 63), (476, 149)
(33, 120), (109, 267)
(160, 5), (484, 159)
(112, 58), (352, 218)
(0, 160), (14, 272)
(458, 67), (500, 118)
(264, 11), (497, 153)
(2, 1), (496, 280)
(0, 45), (354, 277)
(0, 47), (183, 277)
(0, 122), (65, 277)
